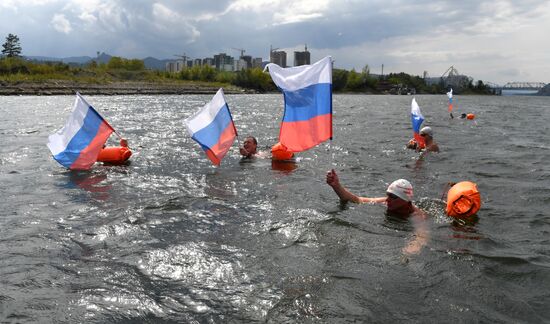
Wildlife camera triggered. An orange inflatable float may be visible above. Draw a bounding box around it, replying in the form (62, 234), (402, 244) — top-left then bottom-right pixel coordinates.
(446, 181), (481, 218)
(97, 146), (132, 164)
(271, 142), (294, 160)
(97, 138), (132, 164)
(466, 113), (475, 120)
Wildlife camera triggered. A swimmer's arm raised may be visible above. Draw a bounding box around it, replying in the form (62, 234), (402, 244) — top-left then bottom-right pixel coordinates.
(326, 169), (386, 204)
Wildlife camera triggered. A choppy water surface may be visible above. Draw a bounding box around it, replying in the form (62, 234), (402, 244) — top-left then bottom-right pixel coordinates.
(1, 94), (549, 323)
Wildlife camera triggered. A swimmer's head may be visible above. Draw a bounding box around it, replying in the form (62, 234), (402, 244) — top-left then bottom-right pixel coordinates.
(420, 126), (433, 138)
(386, 179), (413, 202)
(243, 136), (258, 154)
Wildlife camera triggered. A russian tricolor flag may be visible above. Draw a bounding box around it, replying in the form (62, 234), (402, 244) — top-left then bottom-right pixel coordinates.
(447, 88), (453, 113)
(184, 88), (237, 166)
(411, 98), (425, 146)
(47, 93), (114, 170)
(265, 56), (332, 152)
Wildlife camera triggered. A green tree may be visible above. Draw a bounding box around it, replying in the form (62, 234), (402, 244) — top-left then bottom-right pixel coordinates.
(87, 60), (98, 69)
(346, 69), (364, 91)
(362, 64), (370, 76)
(188, 65), (201, 80)
(199, 64), (216, 82)
(106, 56), (144, 71)
(232, 68), (275, 92)
(215, 71), (234, 84)
(107, 56), (124, 70)
(0, 56), (28, 74)
(2, 33), (22, 57)
(125, 59), (145, 71)
(332, 69), (349, 91)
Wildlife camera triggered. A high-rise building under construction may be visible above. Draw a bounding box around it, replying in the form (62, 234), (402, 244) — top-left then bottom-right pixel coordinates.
(294, 45), (310, 66)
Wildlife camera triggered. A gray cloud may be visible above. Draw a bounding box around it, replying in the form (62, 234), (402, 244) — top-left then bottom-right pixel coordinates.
(0, 0), (548, 83)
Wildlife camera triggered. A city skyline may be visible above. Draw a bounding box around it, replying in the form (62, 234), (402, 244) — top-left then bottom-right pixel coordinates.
(1, 0), (549, 84)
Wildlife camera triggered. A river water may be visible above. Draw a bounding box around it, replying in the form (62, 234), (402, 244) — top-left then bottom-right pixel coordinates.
(1, 94), (549, 323)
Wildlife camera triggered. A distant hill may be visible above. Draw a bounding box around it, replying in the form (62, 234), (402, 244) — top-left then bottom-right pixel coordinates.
(143, 57), (172, 71)
(23, 53), (170, 70)
(96, 52), (112, 64)
(25, 55), (92, 64)
(25, 54), (107, 65)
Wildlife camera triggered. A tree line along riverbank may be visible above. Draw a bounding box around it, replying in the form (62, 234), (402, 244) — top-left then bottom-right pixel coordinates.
(0, 56), (495, 96)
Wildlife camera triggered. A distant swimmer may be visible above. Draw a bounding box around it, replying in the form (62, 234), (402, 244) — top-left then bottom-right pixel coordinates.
(406, 126), (439, 153)
(460, 113), (476, 120)
(102, 137), (129, 149)
(419, 126), (439, 153)
(326, 169), (428, 254)
(120, 138), (129, 147)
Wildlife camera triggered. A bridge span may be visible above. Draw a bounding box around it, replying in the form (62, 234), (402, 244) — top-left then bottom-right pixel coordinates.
(501, 82), (546, 90)
(487, 82), (546, 95)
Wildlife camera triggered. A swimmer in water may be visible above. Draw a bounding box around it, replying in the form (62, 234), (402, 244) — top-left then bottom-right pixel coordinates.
(418, 126), (439, 153)
(239, 136), (258, 158)
(326, 169), (429, 255)
(239, 136), (269, 159)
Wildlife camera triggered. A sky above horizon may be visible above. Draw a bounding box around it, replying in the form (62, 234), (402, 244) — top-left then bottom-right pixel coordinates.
(1, 0), (549, 84)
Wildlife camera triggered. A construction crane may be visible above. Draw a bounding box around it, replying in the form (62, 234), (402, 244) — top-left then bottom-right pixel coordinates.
(441, 65), (460, 78)
(441, 65), (470, 92)
(231, 48), (246, 58)
(174, 53), (189, 62)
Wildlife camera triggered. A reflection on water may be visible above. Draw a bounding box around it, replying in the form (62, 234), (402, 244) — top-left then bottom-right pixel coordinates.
(271, 159), (298, 173)
(67, 170), (111, 200)
(450, 215), (481, 241)
(1, 94), (550, 323)
(204, 170), (237, 199)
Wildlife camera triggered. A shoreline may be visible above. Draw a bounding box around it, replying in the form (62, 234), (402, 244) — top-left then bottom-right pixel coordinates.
(0, 80), (257, 96)
(0, 80), (512, 96)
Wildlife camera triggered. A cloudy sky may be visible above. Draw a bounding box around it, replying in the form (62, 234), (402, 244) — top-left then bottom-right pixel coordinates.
(1, 0), (549, 84)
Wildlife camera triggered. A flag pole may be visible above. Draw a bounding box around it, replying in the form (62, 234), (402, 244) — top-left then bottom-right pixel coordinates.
(330, 139), (334, 168)
(235, 135), (241, 153)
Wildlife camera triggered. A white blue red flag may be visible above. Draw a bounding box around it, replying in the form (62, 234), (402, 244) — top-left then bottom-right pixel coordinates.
(184, 88), (237, 166)
(47, 93), (114, 170)
(447, 88), (453, 114)
(411, 98), (425, 146)
(265, 56), (332, 152)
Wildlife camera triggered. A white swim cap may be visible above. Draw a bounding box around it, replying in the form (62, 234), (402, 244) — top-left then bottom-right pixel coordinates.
(387, 179), (413, 202)
(420, 126), (433, 137)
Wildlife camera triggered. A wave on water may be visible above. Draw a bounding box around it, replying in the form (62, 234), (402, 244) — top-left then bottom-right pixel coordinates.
(2, 94), (550, 322)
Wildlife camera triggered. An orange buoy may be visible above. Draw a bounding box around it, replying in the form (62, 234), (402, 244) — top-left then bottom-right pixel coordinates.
(446, 181), (481, 219)
(466, 113), (475, 120)
(97, 146), (132, 164)
(271, 142), (294, 160)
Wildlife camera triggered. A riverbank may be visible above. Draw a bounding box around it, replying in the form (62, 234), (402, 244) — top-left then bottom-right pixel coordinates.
(0, 80), (255, 95)
(0, 79), (503, 96)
